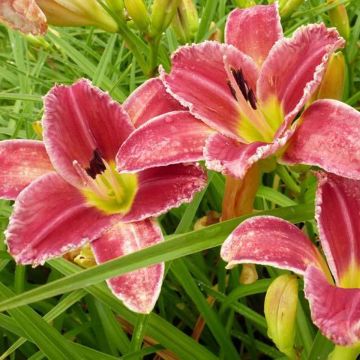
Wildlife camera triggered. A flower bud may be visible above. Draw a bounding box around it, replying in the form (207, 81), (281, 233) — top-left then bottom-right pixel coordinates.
(171, 0), (199, 44)
(73, 244), (96, 268)
(327, 0), (350, 41)
(36, 0), (118, 32)
(272, 0), (304, 18)
(124, 0), (149, 32)
(32, 121), (43, 139)
(233, 0), (256, 8)
(264, 274), (298, 359)
(150, 0), (181, 37)
(317, 52), (346, 101)
(106, 0), (124, 14)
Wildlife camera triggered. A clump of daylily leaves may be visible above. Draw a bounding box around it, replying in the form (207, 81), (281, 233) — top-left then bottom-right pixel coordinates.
(0, 0), (360, 359)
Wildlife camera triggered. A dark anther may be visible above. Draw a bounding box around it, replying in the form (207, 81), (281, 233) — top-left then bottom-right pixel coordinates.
(248, 89), (257, 110)
(86, 149), (106, 179)
(231, 68), (248, 101)
(230, 67), (257, 110)
(227, 81), (237, 100)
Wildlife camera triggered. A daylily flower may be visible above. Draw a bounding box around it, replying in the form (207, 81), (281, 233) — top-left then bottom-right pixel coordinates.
(0, 0), (118, 35)
(117, 4), (360, 185)
(220, 172), (360, 349)
(0, 78), (206, 313)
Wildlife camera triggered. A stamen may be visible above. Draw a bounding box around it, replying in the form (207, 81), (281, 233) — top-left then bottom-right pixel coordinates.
(231, 68), (248, 101)
(86, 149), (106, 179)
(227, 81), (237, 100)
(248, 89), (257, 110)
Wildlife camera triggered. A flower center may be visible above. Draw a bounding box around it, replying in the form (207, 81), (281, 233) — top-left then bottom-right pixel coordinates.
(78, 150), (138, 215)
(227, 68), (284, 143)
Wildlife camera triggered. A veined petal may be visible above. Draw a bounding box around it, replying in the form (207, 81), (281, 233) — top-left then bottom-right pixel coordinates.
(225, 4), (283, 67)
(0, 140), (53, 200)
(258, 24), (344, 125)
(6, 172), (114, 265)
(0, 0), (47, 35)
(161, 41), (259, 140)
(315, 173), (360, 288)
(282, 100), (360, 180)
(91, 219), (164, 314)
(43, 79), (134, 187)
(304, 266), (360, 346)
(204, 130), (292, 179)
(221, 216), (325, 275)
(123, 164), (207, 222)
(123, 78), (184, 128)
(117, 111), (213, 172)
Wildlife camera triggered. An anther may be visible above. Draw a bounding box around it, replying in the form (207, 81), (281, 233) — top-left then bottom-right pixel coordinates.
(86, 149), (106, 179)
(248, 89), (257, 110)
(227, 81), (237, 100)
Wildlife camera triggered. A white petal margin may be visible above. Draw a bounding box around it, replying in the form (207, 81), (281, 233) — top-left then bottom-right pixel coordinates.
(91, 219), (165, 314)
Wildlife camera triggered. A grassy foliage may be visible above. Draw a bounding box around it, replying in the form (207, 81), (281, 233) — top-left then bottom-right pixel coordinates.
(0, 0), (358, 359)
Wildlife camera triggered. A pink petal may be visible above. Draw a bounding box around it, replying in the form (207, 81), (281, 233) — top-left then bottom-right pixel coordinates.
(257, 24), (344, 125)
(91, 219), (164, 314)
(204, 130), (293, 179)
(43, 79), (134, 187)
(282, 100), (360, 180)
(0, 140), (53, 200)
(304, 266), (360, 346)
(6, 172), (114, 265)
(225, 4), (283, 67)
(117, 111), (213, 172)
(0, 0), (47, 35)
(315, 173), (360, 287)
(123, 164), (207, 222)
(123, 78), (184, 128)
(221, 216), (324, 275)
(161, 41), (259, 140)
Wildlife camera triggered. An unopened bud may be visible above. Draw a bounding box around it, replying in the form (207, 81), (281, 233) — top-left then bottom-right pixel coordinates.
(239, 264), (258, 284)
(73, 244), (97, 268)
(233, 0), (256, 7)
(32, 121), (43, 139)
(150, 0), (181, 37)
(124, 0), (149, 32)
(106, 0), (124, 15)
(272, 0), (305, 18)
(171, 0), (199, 44)
(327, 0), (350, 41)
(317, 52), (346, 101)
(36, 0), (118, 32)
(264, 274), (298, 359)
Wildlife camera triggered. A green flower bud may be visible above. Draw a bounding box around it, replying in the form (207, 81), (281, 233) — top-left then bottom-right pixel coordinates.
(36, 0), (119, 32)
(150, 0), (182, 37)
(274, 0), (305, 18)
(264, 274), (298, 359)
(328, 0), (350, 41)
(317, 52), (346, 101)
(233, 0), (256, 7)
(124, 0), (149, 32)
(171, 0), (199, 43)
(105, 0), (124, 17)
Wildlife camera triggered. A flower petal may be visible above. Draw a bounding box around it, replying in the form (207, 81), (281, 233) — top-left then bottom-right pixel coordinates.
(91, 219), (164, 314)
(161, 41), (259, 139)
(123, 78), (184, 128)
(304, 266), (360, 346)
(0, 0), (47, 35)
(257, 24), (344, 125)
(43, 79), (134, 187)
(6, 172), (114, 265)
(221, 216), (324, 275)
(315, 173), (360, 288)
(204, 130), (292, 179)
(123, 164), (207, 222)
(0, 140), (53, 200)
(282, 100), (360, 180)
(225, 4), (283, 67)
(117, 111), (213, 172)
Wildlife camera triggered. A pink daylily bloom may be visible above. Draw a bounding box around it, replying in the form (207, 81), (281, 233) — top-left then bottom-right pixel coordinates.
(2, 78), (207, 313)
(117, 4), (360, 183)
(220, 173), (360, 346)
